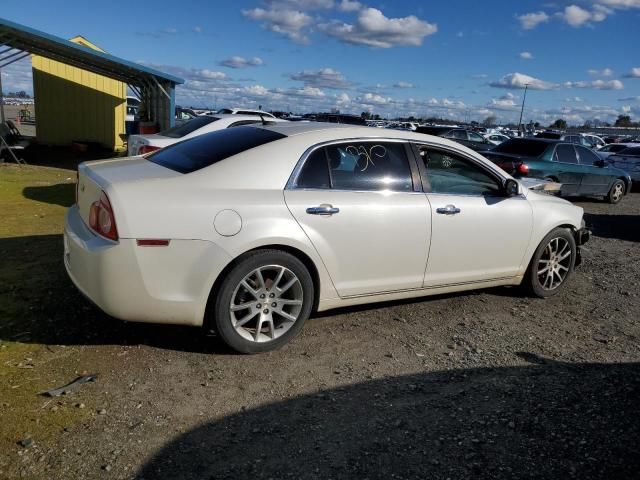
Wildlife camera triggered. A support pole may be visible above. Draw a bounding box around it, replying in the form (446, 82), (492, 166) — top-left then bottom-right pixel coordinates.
(518, 84), (529, 137)
(0, 65), (5, 123)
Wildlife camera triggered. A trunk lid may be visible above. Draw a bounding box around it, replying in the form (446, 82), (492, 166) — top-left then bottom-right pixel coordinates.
(76, 157), (180, 228)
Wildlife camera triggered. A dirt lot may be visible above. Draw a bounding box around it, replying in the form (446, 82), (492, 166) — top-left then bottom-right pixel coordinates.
(1, 163), (639, 479)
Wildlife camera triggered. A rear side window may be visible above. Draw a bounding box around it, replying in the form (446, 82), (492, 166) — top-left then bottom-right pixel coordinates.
(159, 116), (218, 138)
(620, 147), (640, 156)
(294, 142), (413, 192)
(148, 126), (286, 174)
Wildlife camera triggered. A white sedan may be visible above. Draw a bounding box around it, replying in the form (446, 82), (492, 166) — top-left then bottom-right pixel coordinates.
(484, 133), (511, 146)
(127, 114), (286, 156)
(65, 123), (590, 353)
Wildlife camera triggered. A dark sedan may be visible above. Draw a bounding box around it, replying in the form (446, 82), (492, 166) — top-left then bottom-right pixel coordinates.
(483, 138), (632, 203)
(416, 126), (494, 152)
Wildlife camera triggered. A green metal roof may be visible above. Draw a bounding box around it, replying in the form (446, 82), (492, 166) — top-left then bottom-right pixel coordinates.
(0, 17), (184, 86)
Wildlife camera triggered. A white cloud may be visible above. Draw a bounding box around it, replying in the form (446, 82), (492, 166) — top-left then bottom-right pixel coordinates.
(471, 73), (488, 79)
(560, 4), (609, 27)
(242, 7), (312, 43)
(337, 0), (362, 12)
(520, 51), (533, 60)
(0, 56), (33, 93)
(623, 67), (640, 78)
(564, 79), (624, 89)
(266, 0), (334, 9)
(598, 0), (640, 8)
(565, 96), (584, 102)
(490, 72), (558, 90)
(357, 92), (390, 105)
(517, 11), (550, 29)
(193, 26), (203, 33)
(588, 68), (614, 77)
(289, 67), (352, 89)
(393, 81), (414, 88)
(244, 84), (270, 96)
(219, 56), (265, 68)
(318, 7), (437, 48)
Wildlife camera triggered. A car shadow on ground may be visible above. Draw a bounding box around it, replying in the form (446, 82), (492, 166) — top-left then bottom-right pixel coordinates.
(583, 213), (640, 242)
(1, 233), (527, 355)
(135, 355), (640, 480)
(22, 183), (76, 208)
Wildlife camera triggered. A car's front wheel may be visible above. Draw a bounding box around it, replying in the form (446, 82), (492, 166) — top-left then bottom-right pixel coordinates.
(524, 228), (576, 298)
(607, 179), (625, 204)
(214, 250), (314, 353)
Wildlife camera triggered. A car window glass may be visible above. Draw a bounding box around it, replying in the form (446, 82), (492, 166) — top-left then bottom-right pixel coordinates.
(295, 149), (331, 189)
(620, 147), (640, 156)
(555, 144), (578, 164)
(418, 147), (502, 196)
(449, 130), (466, 140)
(575, 145), (600, 165)
(324, 142), (413, 192)
(159, 116), (218, 138)
(468, 131), (484, 142)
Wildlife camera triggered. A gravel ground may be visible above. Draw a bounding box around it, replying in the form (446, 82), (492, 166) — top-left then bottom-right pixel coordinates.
(1, 192), (639, 479)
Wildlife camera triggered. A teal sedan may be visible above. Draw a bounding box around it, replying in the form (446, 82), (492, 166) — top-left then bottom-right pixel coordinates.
(483, 138), (632, 204)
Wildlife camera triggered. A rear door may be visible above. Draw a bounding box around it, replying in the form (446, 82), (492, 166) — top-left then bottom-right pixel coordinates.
(575, 145), (611, 195)
(413, 144), (532, 286)
(284, 140), (430, 297)
(552, 144), (583, 196)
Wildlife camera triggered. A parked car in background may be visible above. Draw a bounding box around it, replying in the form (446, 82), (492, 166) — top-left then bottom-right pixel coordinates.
(175, 108), (198, 126)
(127, 114), (286, 156)
(416, 126), (494, 151)
(596, 143), (638, 161)
(581, 134), (606, 149)
(66, 123), (589, 353)
(484, 133), (510, 146)
(535, 131), (593, 148)
(604, 134), (630, 144)
(483, 138), (631, 203)
(125, 96), (140, 122)
(216, 107), (276, 118)
(608, 146), (640, 183)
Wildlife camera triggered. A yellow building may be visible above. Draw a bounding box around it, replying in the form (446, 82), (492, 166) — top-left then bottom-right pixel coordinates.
(31, 36), (126, 151)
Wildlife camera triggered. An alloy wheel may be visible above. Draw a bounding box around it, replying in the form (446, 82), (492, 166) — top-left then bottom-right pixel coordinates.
(229, 265), (304, 343)
(612, 183), (624, 203)
(537, 237), (572, 290)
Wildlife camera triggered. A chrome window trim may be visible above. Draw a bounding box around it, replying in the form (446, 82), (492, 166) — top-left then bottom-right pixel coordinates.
(285, 137), (416, 192)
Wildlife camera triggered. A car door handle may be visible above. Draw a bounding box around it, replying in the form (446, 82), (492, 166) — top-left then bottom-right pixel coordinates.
(436, 204), (461, 215)
(306, 204), (340, 215)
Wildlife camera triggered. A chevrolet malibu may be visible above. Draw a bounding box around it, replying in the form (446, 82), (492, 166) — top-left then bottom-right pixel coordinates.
(65, 123), (590, 353)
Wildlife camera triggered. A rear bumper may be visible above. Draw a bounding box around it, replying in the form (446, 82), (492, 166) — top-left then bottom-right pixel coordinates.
(64, 205), (232, 326)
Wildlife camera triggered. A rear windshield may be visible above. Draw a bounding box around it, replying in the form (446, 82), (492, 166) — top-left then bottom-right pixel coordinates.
(148, 126), (286, 174)
(159, 116), (219, 138)
(415, 126), (451, 136)
(492, 139), (550, 157)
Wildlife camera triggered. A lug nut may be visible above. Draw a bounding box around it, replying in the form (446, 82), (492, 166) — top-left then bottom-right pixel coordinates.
(256, 303), (262, 309)
(269, 293), (275, 298)
(260, 294), (266, 299)
(263, 309), (269, 314)
(271, 302), (277, 307)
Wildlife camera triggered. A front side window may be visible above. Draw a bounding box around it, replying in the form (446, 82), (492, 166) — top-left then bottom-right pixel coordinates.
(554, 144), (578, 164)
(294, 141), (413, 192)
(418, 147), (502, 196)
(575, 145), (600, 165)
(468, 131), (485, 142)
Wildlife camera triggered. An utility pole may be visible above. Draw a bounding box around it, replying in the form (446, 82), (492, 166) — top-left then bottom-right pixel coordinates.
(518, 83), (529, 137)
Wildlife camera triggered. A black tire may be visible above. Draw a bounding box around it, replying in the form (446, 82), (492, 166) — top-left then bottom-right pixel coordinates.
(606, 179), (625, 204)
(213, 249), (314, 354)
(544, 176), (558, 182)
(524, 227), (576, 298)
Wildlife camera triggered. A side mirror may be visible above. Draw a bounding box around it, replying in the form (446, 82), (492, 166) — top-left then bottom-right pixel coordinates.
(594, 159), (606, 168)
(504, 178), (520, 197)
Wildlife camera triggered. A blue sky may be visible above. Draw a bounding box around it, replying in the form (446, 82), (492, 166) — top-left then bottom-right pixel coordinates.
(2, 0), (640, 124)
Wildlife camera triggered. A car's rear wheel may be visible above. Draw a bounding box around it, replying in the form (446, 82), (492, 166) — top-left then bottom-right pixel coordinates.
(524, 228), (576, 298)
(607, 179), (625, 204)
(214, 250), (314, 353)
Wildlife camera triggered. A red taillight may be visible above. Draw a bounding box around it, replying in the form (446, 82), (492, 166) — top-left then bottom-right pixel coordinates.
(518, 163), (530, 175)
(138, 145), (160, 155)
(89, 191), (118, 241)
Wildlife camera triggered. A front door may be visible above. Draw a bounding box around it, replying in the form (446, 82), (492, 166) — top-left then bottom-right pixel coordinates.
(285, 141), (430, 297)
(575, 145), (611, 195)
(552, 144), (583, 196)
(413, 145), (533, 286)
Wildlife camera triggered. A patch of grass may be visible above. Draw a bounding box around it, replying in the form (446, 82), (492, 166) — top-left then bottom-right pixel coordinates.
(0, 164), (75, 238)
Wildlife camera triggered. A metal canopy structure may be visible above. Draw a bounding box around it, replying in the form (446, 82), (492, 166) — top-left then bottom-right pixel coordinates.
(0, 17), (184, 130)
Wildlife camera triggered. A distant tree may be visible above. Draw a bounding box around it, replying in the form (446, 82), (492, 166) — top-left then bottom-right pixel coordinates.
(614, 115), (632, 127)
(482, 115), (497, 127)
(372, 114), (381, 120)
(550, 118), (567, 130)
(534, 122), (541, 129)
(360, 111), (372, 120)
